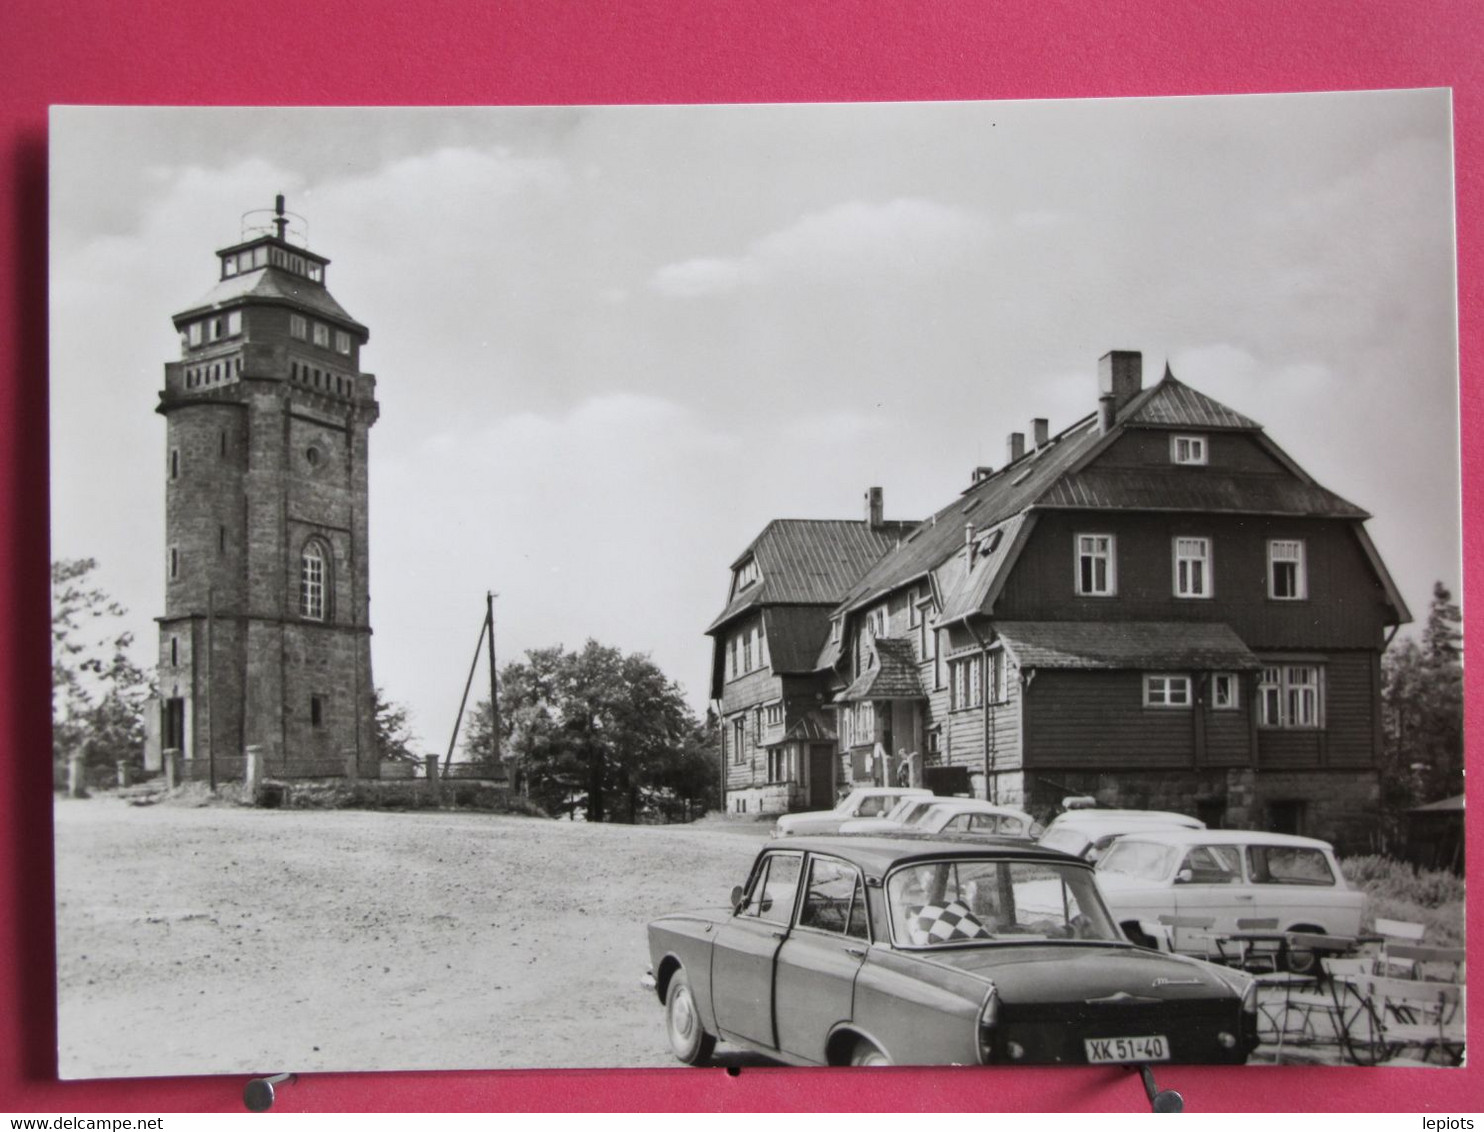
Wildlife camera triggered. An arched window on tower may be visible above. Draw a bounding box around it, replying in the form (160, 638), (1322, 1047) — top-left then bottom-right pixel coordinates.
(299, 538), (332, 622)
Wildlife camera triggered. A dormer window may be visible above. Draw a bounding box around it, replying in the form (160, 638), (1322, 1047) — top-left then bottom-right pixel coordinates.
(735, 557), (760, 592)
(290, 314), (308, 340)
(312, 323), (330, 348)
(1172, 435), (1208, 465)
(187, 322), (203, 347)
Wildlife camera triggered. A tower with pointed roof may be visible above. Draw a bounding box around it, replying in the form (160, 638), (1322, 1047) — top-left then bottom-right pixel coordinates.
(155, 197), (379, 782)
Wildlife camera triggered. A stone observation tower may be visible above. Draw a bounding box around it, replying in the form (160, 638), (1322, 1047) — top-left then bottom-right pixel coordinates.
(155, 197), (379, 782)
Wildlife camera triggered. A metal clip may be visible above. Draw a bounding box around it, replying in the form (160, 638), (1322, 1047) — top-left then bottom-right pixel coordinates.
(1138, 1064), (1184, 1113)
(243, 1072), (296, 1112)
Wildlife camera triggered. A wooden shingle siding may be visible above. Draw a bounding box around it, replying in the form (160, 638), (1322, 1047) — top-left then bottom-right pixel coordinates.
(997, 512), (1390, 650)
(1026, 671), (1198, 768)
(1094, 430), (1289, 474)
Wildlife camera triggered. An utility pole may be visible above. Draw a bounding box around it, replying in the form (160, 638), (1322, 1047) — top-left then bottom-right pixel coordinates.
(486, 591), (501, 771)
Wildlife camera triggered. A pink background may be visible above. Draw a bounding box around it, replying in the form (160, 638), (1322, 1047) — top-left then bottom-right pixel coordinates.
(2, 0), (1480, 1112)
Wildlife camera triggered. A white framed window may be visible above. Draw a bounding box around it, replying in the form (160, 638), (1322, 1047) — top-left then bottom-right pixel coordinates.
(987, 647), (1009, 703)
(734, 558), (759, 592)
(765, 701), (783, 727)
(918, 600), (936, 662)
(1172, 435), (1208, 465)
(741, 628), (753, 672)
(252, 246), (267, 268)
(866, 607), (887, 639)
(335, 330), (351, 354)
(949, 654), (984, 711)
(187, 322), (203, 347)
(223, 256), (237, 277)
(1211, 672), (1239, 710)
(1258, 665), (1324, 729)
(300, 539), (328, 621)
(907, 587), (922, 628)
(1174, 537), (1212, 598)
(290, 314), (308, 340)
(1269, 539), (1307, 600)
(312, 322), (330, 348)
(308, 262), (324, 283)
(731, 716), (745, 764)
(1076, 533), (1116, 596)
(1144, 674), (1192, 708)
(210, 317), (225, 341)
(756, 622), (768, 669)
(226, 310), (242, 336)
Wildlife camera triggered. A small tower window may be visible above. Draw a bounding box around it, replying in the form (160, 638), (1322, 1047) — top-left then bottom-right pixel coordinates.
(300, 539), (330, 621)
(187, 322), (203, 347)
(252, 247), (267, 268)
(308, 263), (323, 283)
(170, 448), (179, 480)
(310, 695), (325, 728)
(219, 430), (227, 457)
(226, 311), (242, 336)
(223, 256), (237, 278)
(169, 547), (179, 580)
(170, 637), (178, 666)
(335, 330), (351, 355)
(290, 314), (308, 340)
(312, 323), (330, 348)
(219, 525), (227, 553)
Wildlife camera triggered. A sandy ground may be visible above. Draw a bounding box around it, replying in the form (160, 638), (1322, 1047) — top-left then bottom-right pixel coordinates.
(53, 796), (772, 1079)
(54, 795), (1358, 1080)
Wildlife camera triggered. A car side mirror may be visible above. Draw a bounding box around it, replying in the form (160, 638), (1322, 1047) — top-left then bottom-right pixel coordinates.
(1174, 868), (1194, 885)
(730, 885), (746, 913)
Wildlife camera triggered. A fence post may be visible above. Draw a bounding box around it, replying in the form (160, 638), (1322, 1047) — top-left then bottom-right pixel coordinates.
(116, 760), (130, 789)
(424, 754), (442, 805)
(245, 744), (262, 801)
(67, 752), (87, 799)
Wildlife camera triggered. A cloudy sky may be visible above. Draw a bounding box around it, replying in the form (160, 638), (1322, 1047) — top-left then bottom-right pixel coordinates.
(49, 93), (1459, 749)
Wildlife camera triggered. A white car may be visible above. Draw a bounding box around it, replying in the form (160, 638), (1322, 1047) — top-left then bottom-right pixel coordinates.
(1092, 829), (1365, 962)
(770, 786), (932, 838)
(1038, 808), (1206, 861)
(841, 798), (1040, 839)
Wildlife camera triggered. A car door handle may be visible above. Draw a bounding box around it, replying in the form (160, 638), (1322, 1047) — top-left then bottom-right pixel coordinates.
(843, 945), (867, 959)
(771, 930), (787, 940)
(1236, 894), (1254, 901)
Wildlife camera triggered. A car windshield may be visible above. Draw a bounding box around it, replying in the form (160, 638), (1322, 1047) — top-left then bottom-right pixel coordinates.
(1096, 839), (1179, 881)
(1037, 827), (1090, 856)
(885, 858), (1122, 947)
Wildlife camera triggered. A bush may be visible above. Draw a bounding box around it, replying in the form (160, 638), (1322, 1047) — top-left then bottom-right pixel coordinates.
(1340, 854), (1465, 947)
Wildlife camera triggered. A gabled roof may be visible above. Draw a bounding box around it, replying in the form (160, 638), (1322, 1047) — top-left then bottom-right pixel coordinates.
(762, 607), (835, 673)
(707, 518), (913, 634)
(763, 709), (837, 748)
(827, 367), (1396, 630)
(836, 636), (926, 703)
(1119, 369), (1262, 430)
(993, 621), (1264, 671)
(173, 267), (367, 335)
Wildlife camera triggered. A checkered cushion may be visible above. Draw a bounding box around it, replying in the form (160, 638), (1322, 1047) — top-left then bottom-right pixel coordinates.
(907, 900), (991, 945)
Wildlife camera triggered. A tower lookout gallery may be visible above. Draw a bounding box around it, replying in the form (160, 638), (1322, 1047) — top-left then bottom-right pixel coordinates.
(152, 198), (380, 783)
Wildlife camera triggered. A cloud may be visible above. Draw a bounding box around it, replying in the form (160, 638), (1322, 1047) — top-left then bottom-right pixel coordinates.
(649, 198), (992, 297)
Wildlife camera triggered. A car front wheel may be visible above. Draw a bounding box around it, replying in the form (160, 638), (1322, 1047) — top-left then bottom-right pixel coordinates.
(665, 969), (717, 1066)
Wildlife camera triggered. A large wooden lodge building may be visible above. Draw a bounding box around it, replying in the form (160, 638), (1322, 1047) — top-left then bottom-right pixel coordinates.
(707, 351), (1410, 851)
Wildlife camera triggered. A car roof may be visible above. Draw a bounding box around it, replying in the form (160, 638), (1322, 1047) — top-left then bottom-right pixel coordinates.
(1104, 828), (1336, 851)
(922, 800), (1030, 817)
(850, 786), (932, 796)
(1049, 809), (1202, 827)
(759, 832), (1086, 876)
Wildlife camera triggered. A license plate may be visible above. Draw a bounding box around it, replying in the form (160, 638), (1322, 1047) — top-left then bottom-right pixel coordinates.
(1084, 1035), (1170, 1064)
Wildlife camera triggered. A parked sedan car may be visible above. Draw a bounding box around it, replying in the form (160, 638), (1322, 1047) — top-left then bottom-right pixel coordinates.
(770, 786), (933, 838)
(1092, 829), (1365, 962)
(643, 834), (1258, 1067)
(1038, 809), (1206, 861)
(841, 798), (1040, 840)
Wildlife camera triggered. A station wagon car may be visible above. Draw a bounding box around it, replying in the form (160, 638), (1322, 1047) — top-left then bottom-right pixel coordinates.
(643, 835), (1258, 1067)
(1093, 829), (1365, 959)
(841, 798), (1040, 840)
(771, 786), (933, 838)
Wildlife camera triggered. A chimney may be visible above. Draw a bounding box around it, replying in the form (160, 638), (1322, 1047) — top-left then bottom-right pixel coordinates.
(1007, 431), (1026, 464)
(1098, 350), (1143, 415)
(1098, 393), (1118, 435)
(1032, 418), (1049, 448)
(865, 486), (884, 528)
